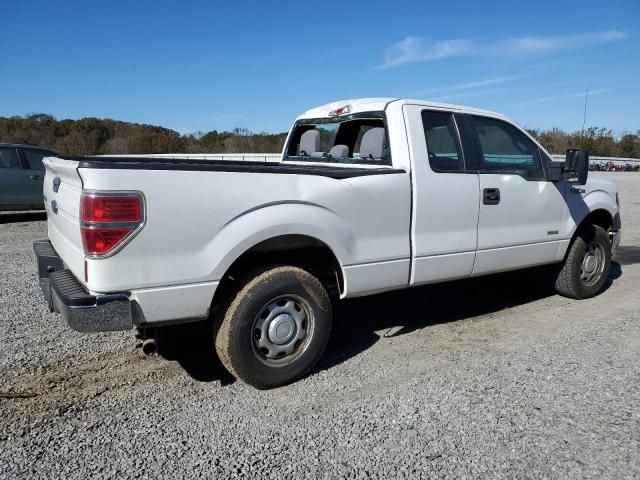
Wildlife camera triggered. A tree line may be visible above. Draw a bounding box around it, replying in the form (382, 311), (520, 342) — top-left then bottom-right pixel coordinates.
(1, 113), (638, 159)
(0, 114), (287, 155)
(526, 127), (640, 159)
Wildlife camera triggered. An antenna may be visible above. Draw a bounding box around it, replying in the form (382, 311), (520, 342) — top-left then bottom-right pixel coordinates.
(581, 88), (589, 137)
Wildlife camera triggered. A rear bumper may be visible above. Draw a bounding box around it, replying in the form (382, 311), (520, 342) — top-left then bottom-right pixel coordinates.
(33, 240), (132, 332)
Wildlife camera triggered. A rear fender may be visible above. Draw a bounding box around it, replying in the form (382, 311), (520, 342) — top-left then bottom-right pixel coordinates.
(205, 202), (353, 283)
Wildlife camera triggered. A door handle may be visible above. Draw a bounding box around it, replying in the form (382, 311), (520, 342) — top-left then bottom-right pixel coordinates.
(483, 188), (500, 205)
(30, 175), (43, 180)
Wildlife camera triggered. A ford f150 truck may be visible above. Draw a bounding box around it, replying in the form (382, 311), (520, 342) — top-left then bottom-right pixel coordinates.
(34, 98), (622, 388)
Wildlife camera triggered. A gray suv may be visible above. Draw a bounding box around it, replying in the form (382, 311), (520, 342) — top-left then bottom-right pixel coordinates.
(0, 144), (59, 211)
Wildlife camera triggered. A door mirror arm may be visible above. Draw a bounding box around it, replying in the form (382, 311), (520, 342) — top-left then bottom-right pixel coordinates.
(547, 161), (565, 182)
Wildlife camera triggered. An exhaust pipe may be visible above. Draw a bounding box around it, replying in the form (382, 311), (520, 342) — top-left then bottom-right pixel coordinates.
(142, 338), (157, 356)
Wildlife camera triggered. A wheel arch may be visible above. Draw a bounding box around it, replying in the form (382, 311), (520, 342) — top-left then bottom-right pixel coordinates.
(212, 233), (346, 312)
(578, 208), (614, 233)
(564, 187), (617, 241)
(205, 200), (354, 285)
(562, 207), (614, 262)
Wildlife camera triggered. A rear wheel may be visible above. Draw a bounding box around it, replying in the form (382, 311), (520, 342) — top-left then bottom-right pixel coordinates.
(555, 224), (611, 299)
(214, 266), (332, 389)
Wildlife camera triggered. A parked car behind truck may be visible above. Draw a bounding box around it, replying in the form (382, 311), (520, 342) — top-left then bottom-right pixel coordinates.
(0, 144), (59, 211)
(34, 98), (621, 389)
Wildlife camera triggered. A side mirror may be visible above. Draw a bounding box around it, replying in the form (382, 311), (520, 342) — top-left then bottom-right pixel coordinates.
(565, 149), (589, 185)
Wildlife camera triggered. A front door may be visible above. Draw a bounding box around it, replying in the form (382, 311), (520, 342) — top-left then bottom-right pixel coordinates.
(465, 115), (566, 275)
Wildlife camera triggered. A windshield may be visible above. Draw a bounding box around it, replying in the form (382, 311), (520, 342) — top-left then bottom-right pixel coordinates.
(284, 112), (391, 166)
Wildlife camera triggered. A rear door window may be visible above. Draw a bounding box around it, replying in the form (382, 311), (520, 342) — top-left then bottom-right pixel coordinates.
(421, 110), (465, 172)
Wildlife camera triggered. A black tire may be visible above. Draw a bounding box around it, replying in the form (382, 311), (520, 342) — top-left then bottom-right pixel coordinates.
(555, 224), (611, 299)
(214, 266), (332, 389)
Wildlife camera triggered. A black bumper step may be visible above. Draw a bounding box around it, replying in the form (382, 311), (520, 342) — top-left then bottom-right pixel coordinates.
(34, 239), (94, 308)
(33, 239), (133, 331)
(49, 269), (96, 307)
(33, 239), (64, 279)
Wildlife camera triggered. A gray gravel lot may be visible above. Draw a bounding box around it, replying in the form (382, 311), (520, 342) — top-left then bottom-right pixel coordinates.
(1, 172), (639, 479)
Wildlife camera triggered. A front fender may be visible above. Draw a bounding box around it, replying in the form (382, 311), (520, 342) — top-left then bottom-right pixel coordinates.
(563, 188), (617, 238)
(204, 202), (355, 281)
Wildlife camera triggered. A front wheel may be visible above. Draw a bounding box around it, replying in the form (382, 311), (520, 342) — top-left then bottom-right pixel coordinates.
(555, 224), (611, 299)
(214, 266), (332, 389)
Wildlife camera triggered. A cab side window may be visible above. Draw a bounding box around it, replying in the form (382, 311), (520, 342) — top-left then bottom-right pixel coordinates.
(421, 110), (464, 172)
(469, 116), (545, 180)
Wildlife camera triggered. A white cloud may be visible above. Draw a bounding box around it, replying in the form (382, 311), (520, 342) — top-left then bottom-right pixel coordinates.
(496, 31), (626, 55)
(411, 74), (527, 97)
(516, 88), (609, 106)
(430, 88), (507, 102)
(378, 37), (473, 68)
(379, 31), (626, 68)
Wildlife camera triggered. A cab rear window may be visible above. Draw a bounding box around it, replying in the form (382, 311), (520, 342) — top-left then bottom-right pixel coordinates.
(285, 112), (391, 166)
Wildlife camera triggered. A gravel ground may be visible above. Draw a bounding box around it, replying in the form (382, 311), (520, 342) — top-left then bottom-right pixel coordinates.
(1, 172), (639, 479)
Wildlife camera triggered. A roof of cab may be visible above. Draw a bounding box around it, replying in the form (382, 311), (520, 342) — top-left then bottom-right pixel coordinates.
(0, 143), (60, 153)
(297, 97), (511, 122)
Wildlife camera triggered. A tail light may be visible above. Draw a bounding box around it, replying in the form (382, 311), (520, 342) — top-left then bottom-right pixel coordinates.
(80, 192), (145, 257)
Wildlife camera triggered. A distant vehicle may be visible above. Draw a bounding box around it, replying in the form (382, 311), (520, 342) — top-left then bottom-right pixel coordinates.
(0, 144), (59, 211)
(35, 98), (621, 388)
(601, 161), (634, 172)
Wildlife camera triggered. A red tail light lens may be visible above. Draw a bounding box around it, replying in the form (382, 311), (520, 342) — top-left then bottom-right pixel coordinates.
(81, 196), (141, 223)
(80, 192), (144, 257)
(81, 227), (134, 255)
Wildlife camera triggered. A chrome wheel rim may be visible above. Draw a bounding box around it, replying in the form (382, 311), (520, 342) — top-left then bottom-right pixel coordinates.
(580, 241), (605, 286)
(252, 295), (314, 365)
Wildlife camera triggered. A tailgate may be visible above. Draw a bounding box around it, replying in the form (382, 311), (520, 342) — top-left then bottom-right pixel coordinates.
(43, 157), (86, 285)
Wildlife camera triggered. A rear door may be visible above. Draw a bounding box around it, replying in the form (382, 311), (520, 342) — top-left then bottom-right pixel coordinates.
(0, 146), (31, 209)
(404, 105), (480, 284)
(465, 115), (566, 274)
(21, 148), (54, 208)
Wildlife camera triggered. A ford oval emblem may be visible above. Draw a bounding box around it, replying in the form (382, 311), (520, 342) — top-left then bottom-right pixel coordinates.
(51, 199), (58, 214)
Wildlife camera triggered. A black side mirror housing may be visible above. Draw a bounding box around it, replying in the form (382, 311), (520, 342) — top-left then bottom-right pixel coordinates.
(565, 149), (589, 185)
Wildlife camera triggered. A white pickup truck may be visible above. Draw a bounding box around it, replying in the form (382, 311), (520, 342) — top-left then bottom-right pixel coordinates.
(35, 98), (621, 388)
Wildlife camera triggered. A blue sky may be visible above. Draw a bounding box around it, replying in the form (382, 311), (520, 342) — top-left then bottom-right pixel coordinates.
(1, 0), (638, 135)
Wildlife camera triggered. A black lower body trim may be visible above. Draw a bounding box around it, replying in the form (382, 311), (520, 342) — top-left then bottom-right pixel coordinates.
(33, 240), (133, 332)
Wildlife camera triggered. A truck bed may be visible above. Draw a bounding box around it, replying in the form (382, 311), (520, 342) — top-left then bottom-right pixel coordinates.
(43, 155), (413, 309)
